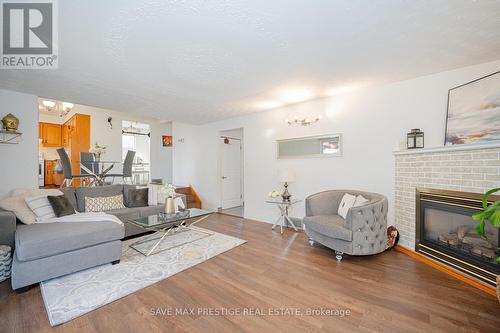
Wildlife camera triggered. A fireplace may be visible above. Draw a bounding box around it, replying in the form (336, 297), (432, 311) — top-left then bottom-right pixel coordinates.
(416, 188), (499, 287)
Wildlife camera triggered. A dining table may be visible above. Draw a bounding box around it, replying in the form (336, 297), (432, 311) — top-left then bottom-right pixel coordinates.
(79, 160), (121, 186)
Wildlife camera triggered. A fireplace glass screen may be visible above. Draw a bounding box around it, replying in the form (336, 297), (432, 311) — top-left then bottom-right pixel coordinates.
(423, 207), (498, 265)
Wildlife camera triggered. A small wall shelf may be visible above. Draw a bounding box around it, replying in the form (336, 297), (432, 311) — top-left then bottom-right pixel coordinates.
(0, 130), (22, 144)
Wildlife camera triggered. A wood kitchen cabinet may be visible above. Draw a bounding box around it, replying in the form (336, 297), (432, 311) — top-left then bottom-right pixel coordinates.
(44, 160), (63, 186)
(39, 113), (90, 186)
(62, 122), (69, 147)
(65, 114), (90, 186)
(39, 123), (62, 147)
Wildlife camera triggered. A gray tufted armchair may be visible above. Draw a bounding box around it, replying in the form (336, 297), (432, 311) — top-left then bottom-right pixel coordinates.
(304, 190), (388, 261)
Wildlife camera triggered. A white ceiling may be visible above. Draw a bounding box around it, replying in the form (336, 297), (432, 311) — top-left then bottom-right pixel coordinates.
(1, 0), (500, 124)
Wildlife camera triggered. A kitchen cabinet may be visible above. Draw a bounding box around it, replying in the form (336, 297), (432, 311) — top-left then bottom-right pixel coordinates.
(62, 122), (69, 147)
(39, 123), (62, 147)
(38, 113), (90, 186)
(44, 160), (63, 186)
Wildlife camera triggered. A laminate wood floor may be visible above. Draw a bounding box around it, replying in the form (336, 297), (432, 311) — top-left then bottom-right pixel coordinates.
(1, 213), (499, 333)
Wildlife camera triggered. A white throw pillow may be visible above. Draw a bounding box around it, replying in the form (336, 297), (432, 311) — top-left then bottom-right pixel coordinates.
(85, 194), (126, 212)
(353, 195), (369, 207)
(25, 195), (56, 222)
(338, 193), (357, 219)
(0, 189), (63, 224)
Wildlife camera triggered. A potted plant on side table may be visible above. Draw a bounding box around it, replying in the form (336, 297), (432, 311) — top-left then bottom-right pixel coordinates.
(472, 188), (500, 303)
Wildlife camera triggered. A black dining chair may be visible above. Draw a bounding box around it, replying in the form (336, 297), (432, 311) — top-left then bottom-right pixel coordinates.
(104, 150), (136, 184)
(57, 148), (96, 187)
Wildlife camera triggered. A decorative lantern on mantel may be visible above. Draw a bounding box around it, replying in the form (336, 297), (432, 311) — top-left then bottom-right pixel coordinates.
(407, 128), (424, 149)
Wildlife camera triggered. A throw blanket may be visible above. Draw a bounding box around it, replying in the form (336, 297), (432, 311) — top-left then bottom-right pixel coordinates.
(43, 212), (123, 225)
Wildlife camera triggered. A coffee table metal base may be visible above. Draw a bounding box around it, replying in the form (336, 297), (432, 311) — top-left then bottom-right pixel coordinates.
(129, 214), (212, 257)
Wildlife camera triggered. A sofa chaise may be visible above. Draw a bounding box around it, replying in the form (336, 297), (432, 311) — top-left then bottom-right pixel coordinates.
(0, 184), (186, 292)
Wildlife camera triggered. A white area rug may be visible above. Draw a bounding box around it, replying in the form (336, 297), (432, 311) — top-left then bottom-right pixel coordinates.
(40, 227), (246, 326)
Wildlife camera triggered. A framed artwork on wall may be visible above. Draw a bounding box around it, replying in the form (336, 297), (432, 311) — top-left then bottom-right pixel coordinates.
(445, 70), (500, 145)
(162, 135), (172, 147)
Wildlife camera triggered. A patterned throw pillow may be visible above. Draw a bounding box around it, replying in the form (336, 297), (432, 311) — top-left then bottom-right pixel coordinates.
(85, 194), (125, 212)
(25, 195), (56, 222)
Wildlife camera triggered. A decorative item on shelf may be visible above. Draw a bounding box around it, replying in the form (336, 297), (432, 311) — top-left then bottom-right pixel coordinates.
(279, 169), (295, 202)
(1, 113), (19, 132)
(161, 183), (177, 213)
(407, 128), (424, 149)
(90, 142), (107, 161)
(285, 114), (322, 126)
(268, 190), (280, 199)
(162, 135), (172, 147)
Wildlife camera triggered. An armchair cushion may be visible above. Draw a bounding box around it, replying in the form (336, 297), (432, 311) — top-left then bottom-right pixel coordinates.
(338, 193), (356, 219)
(303, 215), (352, 241)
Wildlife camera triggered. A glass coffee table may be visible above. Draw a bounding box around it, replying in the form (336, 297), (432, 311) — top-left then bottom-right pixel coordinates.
(127, 208), (213, 256)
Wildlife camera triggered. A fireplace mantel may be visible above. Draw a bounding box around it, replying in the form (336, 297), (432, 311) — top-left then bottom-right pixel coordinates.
(393, 141), (500, 156)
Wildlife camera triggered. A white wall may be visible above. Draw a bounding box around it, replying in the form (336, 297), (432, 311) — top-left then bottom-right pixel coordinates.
(172, 122), (202, 187)
(172, 59), (500, 225)
(39, 104), (173, 183)
(150, 122), (173, 183)
(0, 89), (38, 198)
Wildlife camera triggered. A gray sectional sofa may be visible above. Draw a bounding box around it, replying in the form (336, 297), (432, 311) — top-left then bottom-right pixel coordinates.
(0, 184), (183, 292)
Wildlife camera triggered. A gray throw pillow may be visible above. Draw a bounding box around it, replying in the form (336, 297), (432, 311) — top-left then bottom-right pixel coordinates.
(125, 188), (148, 208)
(47, 195), (76, 218)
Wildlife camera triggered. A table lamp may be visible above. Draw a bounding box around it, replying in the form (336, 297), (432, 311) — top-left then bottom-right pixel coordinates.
(279, 169), (295, 202)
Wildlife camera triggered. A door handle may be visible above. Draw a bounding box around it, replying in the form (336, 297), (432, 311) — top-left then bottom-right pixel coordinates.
(221, 176), (227, 179)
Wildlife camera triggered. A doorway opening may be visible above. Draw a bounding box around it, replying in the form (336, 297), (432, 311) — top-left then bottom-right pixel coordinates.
(122, 121), (151, 185)
(219, 128), (244, 218)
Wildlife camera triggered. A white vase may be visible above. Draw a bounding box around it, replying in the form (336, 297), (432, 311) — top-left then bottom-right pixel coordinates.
(165, 197), (176, 214)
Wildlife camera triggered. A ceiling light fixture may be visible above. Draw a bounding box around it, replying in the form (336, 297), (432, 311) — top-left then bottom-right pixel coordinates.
(285, 114), (322, 126)
(60, 102), (74, 117)
(42, 100), (56, 112)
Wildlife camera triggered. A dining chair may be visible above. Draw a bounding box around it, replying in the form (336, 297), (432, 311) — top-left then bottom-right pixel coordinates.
(104, 150), (136, 184)
(57, 148), (97, 187)
(80, 152), (99, 186)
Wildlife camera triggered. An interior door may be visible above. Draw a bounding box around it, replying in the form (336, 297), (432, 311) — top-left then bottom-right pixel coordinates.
(221, 137), (242, 209)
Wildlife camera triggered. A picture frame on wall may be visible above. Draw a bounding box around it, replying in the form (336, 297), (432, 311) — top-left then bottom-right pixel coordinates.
(445, 70), (500, 145)
(162, 135), (172, 147)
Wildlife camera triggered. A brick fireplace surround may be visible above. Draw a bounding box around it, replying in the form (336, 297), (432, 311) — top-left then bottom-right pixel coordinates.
(394, 143), (500, 250)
